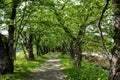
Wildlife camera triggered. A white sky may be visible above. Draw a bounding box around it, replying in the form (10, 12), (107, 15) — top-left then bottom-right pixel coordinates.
(1, 30), (8, 35)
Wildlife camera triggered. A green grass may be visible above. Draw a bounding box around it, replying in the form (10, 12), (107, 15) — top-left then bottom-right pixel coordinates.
(0, 52), (52, 80)
(58, 54), (108, 80)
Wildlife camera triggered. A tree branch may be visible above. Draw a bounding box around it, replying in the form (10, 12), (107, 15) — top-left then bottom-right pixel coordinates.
(97, 0), (111, 60)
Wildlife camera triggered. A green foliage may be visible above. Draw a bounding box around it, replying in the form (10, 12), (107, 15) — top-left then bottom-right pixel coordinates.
(0, 52), (52, 80)
(58, 54), (108, 80)
(58, 53), (74, 69)
(0, 0), (114, 79)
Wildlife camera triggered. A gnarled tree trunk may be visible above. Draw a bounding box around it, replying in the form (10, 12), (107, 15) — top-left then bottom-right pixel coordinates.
(109, 0), (120, 80)
(0, 34), (14, 75)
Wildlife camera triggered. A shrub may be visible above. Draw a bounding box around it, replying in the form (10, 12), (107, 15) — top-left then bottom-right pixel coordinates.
(58, 54), (108, 80)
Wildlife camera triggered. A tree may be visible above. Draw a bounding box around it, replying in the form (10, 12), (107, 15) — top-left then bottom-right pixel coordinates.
(0, 0), (19, 74)
(109, 0), (120, 79)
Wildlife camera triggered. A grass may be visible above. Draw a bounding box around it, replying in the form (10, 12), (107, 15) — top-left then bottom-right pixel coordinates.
(58, 54), (109, 80)
(0, 52), (52, 80)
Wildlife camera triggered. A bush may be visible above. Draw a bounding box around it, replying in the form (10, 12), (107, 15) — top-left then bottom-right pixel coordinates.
(58, 54), (108, 80)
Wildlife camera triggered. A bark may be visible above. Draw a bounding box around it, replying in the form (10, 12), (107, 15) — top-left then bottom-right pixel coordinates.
(70, 40), (76, 60)
(0, 0), (18, 74)
(74, 43), (82, 67)
(22, 31), (34, 60)
(27, 34), (34, 60)
(8, 25), (15, 60)
(109, 0), (120, 80)
(74, 29), (83, 67)
(97, 0), (110, 60)
(0, 34), (14, 74)
(70, 39), (82, 67)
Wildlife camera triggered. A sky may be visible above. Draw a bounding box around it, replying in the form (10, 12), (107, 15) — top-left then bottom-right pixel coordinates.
(1, 30), (8, 35)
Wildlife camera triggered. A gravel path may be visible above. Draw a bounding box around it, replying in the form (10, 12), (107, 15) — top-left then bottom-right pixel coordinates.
(24, 54), (67, 80)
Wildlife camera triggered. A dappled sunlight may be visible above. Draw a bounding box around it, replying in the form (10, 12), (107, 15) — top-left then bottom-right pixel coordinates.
(47, 59), (60, 62)
(25, 69), (67, 80)
(24, 54), (67, 80)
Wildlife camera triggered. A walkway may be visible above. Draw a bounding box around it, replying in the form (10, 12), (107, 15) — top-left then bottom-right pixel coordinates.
(24, 54), (67, 80)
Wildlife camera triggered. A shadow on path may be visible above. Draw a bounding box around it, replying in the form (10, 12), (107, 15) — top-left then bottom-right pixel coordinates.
(24, 54), (67, 80)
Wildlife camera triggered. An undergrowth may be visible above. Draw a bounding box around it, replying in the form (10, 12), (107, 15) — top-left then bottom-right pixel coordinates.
(0, 52), (52, 80)
(58, 54), (108, 80)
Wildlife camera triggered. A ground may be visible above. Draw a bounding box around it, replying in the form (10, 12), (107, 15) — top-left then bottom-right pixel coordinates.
(24, 54), (67, 80)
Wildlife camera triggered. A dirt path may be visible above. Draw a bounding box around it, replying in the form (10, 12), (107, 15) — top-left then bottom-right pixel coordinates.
(24, 54), (67, 80)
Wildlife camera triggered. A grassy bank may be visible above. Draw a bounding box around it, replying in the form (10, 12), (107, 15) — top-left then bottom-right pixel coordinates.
(0, 52), (52, 80)
(58, 54), (108, 80)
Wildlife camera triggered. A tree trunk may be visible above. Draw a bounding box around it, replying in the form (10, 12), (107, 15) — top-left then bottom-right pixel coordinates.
(21, 44), (28, 60)
(0, 0), (18, 74)
(70, 25), (84, 68)
(8, 25), (15, 60)
(28, 34), (34, 60)
(36, 44), (42, 56)
(70, 40), (81, 67)
(74, 42), (82, 68)
(0, 34), (14, 75)
(74, 26), (84, 68)
(61, 42), (67, 55)
(109, 0), (120, 80)
(70, 40), (76, 60)
(36, 44), (40, 56)
(34, 36), (41, 56)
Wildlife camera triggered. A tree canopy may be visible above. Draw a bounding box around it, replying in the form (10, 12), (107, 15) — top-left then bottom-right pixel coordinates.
(0, 0), (120, 80)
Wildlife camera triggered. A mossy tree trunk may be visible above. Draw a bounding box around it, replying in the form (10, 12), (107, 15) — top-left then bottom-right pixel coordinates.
(72, 26), (84, 67)
(70, 39), (82, 67)
(74, 35), (83, 67)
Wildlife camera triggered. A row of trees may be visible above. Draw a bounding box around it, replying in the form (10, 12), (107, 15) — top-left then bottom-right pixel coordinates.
(0, 0), (120, 79)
